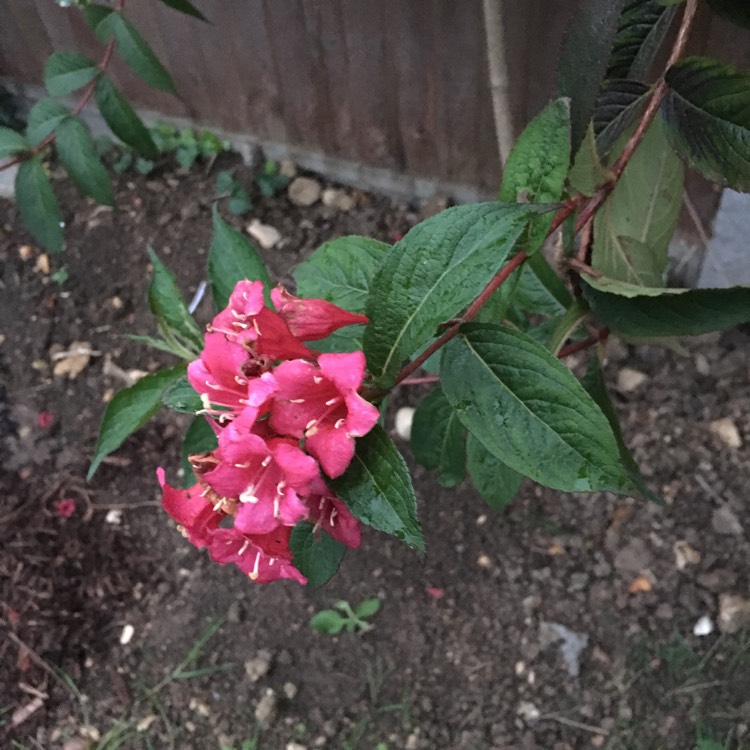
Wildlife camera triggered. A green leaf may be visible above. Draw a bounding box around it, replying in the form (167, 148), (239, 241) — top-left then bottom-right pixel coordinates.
(15, 158), (64, 252)
(580, 357), (658, 502)
(26, 99), (70, 146)
(500, 98), (571, 252)
(56, 116), (114, 206)
(309, 610), (345, 635)
(466, 433), (523, 511)
(125, 333), (194, 357)
(290, 522), (346, 588)
(228, 189), (252, 215)
(706, 0), (750, 28)
(157, 0), (208, 21)
(147, 247), (203, 350)
(95, 76), (157, 157)
(308, 326), (366, 355)
(88, 364), (186, 479)
(363, 202), (540, 388)
(208, 206), (272, 309)
(591, 117), (684, 286)
(161, 376), (202, 413)
(607, 1), (679, 80)
(215, 169), (235, 194)
(548, 299), (590, 354)
(44, 52), (98, 96)
(662, 57), (750, 191)
(181, 415), (217, 485)
(354, 598), (382, 619)
(330, 425), (423, 552)
(568, 124), (613, 197)
(294, 236), (390, 313)
(594, 79), (651, 157)
(0, 127), (28, 157)
(96, 12), (176, 93)
(557, 0), (627, 154)
(441, 324), (632, 493)
(410, 388), (466, 488)
(513, 256), (570, 319)
(83, 3), (113, 31)
(582, 280), (750, 336)
(175, 144), (199, 169)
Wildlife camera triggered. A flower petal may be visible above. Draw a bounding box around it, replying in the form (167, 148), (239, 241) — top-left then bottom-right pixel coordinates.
(306, 423), (355, 478)
(318, 351), (366, 392)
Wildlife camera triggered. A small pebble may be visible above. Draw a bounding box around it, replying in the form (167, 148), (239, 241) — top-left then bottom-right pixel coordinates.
(394, 407), (415, 441)
(710, 418), (742, 449)
(617, 368), (648, 393)
(119, 624), (134, 645)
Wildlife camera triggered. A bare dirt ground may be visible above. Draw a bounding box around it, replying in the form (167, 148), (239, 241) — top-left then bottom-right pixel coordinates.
(1, 156), (749, 750)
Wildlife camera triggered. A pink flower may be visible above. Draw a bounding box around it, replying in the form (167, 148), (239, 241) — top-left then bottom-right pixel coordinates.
(157, 469), (307, 584)
(201, 409), (317, 535)
(37, 411), (55, 429)
(305, 477), (361, 548)
(188, 280), (311, 413)
(208, 527), (306, 584)
(271, 286), (368, 341)
(268, 351), (380, 478)
(54, 498), (76, 519)
(157, 468), (220, 548)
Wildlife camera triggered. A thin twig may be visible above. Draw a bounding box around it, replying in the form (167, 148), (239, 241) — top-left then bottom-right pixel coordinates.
(482, 0), (514, 167)
(540, 713), (610, 736)
(5, 632), (66, 687)
(0, 0), (125, 174)
(400, 376), (440, 386)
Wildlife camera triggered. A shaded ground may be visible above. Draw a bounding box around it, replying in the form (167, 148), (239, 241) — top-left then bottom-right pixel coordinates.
(1, 158), (749, 750)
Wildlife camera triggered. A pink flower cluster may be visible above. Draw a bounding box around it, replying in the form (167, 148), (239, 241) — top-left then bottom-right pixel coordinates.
(158, 280), (380, 584)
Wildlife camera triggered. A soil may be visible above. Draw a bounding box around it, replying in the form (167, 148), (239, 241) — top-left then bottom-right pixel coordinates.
(1, 155), (749, 750)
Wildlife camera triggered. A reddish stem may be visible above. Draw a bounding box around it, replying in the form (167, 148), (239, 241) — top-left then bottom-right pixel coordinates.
(394, 249), (528, 385)
(400, 376), (440, 386)
(574, 0), (698, 234)
(0, 0), (125, 173)
(557, 327), (609, 359)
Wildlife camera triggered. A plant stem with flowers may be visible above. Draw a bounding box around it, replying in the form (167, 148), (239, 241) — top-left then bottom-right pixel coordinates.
(88, 0), (750, 586)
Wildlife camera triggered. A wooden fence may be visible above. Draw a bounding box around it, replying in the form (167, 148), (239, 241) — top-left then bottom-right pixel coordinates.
(0, 1), (747, 193)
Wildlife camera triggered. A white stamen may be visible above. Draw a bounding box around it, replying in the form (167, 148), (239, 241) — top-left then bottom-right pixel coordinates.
(200, 393), (213, 410)
(200, 487), (210, 497)
(205, 380), (223, 391)
(313, 376), (323, 384)
(240, 486), (260, 504)
(238, 540), (250, 556)
(234, 462), (251, 468)
(213, 498), (224, 511)
(248, 552), (261, 580)
(330, 508), (337, 526)
(261, 456), (272, 467)
(273, 496), (280, 518)
(252, 318), (261, 336)
(234, 376), (248, 386)
(325, 397), (338, 406)
(269, 558), (276, 566)
(334, 418), (346, 429)
(305, 419), (318, 431)
(276, 481), (286, 495)
(289, 398), (305, 404)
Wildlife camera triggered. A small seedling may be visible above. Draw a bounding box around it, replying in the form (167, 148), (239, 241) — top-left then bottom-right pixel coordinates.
(310, 598), (381, 635)
(255, 159), (289, 197)
(215, 170), (252, 215)
(221, 731), (260, 750)
(50, 265), (69, 285)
